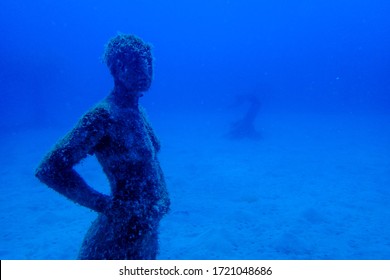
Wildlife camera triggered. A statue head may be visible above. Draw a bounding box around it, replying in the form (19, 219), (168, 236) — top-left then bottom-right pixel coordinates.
(103, 34), (153, 94)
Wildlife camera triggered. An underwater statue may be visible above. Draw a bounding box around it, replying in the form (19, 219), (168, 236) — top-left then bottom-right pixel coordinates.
(35, 34), (170, 259)
(227, 94), (261, 140)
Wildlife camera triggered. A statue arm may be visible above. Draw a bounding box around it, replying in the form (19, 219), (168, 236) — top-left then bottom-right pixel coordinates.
(35, 107), (111, 213)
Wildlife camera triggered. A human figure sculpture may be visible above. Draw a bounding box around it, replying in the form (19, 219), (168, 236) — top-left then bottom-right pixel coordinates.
(227, 94), (261, 140)
(35, 34), (170, 259)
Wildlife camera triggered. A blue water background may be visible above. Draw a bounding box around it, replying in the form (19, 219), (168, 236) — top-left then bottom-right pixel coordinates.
(0, 0), (389, 259)
(2, 0), (389, 125)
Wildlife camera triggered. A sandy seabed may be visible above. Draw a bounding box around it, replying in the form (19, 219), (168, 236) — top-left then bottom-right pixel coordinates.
(1, 112), (389, 259)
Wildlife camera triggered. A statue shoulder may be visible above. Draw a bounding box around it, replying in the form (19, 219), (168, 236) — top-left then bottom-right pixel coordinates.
(81, 102), (112, 127)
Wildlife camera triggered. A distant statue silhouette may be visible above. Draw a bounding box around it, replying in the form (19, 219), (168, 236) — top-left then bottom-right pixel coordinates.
(35, 34), (170, 259)
(227, 94), (261, 140)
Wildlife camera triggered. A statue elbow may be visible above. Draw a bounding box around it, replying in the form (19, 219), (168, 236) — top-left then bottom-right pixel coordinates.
(35, 162), (55, 184)
(35, 164), (48, 182)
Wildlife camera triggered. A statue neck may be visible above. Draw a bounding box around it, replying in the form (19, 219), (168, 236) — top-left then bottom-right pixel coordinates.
(109, 81), (141, 109)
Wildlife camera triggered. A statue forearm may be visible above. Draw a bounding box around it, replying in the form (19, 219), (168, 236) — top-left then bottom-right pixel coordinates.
(35, 166), (110, 213)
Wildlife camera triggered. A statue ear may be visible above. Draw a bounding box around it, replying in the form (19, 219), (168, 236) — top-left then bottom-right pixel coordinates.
(109, 61), (121, 77)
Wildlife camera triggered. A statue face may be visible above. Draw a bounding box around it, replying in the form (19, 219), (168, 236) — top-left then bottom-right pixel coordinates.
(104, 34), (154, 94)
(114, 51), (153, 93)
